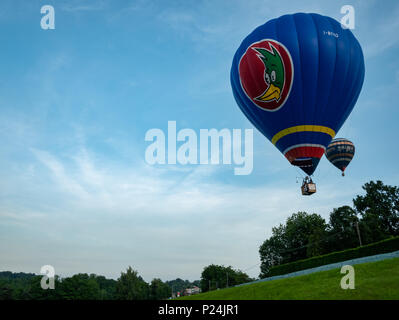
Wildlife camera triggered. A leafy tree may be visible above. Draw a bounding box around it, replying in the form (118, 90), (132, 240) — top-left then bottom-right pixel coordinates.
(18, 275), (63, 300)
(201, 264), (224, 292)
(115, 266), (149, 300)
(229, 270), (252, 286)
(89, 274), (117, 300)
(59, 274), (101, 300)
(0, 280), (13, 300)
(284, 212), (328, 261)
(149, 278), (171, 300)
(259, 212), (328, 278)
(259, 224), (286, 277)
(353, 180), (399, 243)
(307, 227), (326, 257)
(327, 206), (360, 251)
(200, 265), (252, 292)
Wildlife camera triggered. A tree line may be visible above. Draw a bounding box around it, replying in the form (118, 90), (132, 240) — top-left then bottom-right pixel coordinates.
(1, 264), (254, 300)
(0, 267), (200, 300)
(0, 264), (253, 300)
(259, 180), (399, 278)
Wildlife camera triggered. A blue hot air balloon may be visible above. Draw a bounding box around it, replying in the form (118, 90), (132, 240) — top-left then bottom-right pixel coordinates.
(325, 138), (355, 176)
(230, 13), (365, 176)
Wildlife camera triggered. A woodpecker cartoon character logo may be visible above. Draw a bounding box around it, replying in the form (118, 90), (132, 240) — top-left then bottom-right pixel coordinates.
(239, 39), (294, 112)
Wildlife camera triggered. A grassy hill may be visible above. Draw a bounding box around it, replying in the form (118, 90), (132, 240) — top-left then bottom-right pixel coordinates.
(179, 257), (399, 300)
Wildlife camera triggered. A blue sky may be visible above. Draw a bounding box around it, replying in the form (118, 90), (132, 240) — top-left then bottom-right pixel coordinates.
(1, 0), (398, 281)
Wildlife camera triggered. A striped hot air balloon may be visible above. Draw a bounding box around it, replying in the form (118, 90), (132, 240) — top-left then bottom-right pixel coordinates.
(325, 138), (355, 176)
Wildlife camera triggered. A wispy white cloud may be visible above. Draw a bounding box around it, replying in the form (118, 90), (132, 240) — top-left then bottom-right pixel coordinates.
(32, 148), (90, 200)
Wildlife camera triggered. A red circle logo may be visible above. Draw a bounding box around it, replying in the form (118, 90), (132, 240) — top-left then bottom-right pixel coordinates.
(239, 39), (294, 112)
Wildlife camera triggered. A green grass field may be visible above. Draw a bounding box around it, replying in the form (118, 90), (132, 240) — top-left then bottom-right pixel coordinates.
(179, 257), (399, 300)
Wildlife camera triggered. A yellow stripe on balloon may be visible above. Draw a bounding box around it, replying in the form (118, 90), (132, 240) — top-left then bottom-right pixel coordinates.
(272, 125), (336, 145)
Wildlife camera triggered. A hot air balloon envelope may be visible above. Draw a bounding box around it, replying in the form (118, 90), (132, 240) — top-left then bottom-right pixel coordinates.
(326, 138), (355, 175)
(230, 13), (365, 175)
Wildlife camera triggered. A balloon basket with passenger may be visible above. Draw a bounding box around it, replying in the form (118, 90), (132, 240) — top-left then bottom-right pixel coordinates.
(301, 176), (316, 196)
